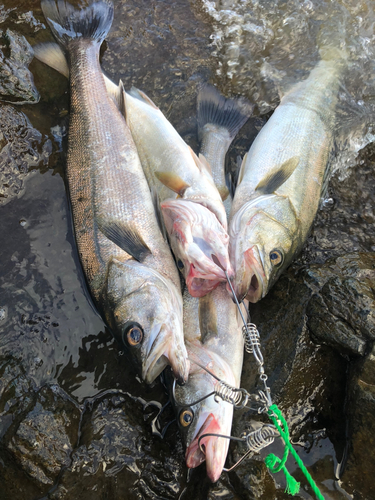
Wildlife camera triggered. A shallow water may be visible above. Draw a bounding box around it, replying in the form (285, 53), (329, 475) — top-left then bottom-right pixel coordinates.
(1, 0), (375, 499)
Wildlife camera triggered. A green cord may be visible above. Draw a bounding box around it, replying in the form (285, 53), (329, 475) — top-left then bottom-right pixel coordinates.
(265, 404), (325, 500)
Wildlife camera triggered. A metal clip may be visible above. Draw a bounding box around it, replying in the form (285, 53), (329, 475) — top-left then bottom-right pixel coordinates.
(197, 422), (279, 473)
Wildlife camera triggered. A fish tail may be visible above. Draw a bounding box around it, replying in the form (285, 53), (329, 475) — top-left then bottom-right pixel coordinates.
(41, 0), (114, 48)
(319, 46), (348, 64)
(197, 84), (254, 141)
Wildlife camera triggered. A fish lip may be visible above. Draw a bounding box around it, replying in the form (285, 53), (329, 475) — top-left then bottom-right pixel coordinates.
(185, 413), (229, 482)
(142, 323), (189, 384)
(229, 245), (266, 303)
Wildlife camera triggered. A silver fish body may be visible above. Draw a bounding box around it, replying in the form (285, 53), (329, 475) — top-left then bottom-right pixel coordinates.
(32, 41), (232, 298)
(124, 89), (232, 297)
(41, 0), (188, 384)
(229, 51), (346, 302)
(172, 284), (246, 482)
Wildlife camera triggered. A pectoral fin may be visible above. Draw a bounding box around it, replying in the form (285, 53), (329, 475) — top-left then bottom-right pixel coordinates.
(155, 171), (191, 196)
(255, 156), (299, 194)
(236, 153), (248, 186)
(98, 221), (151, 262)
(198, 293), (218, 344)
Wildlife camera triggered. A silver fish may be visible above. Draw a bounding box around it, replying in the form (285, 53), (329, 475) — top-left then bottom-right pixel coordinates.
(172, 285), (246, 482)
(169, 88), (251, 481)
(229, 49), (347, 302)
(33, 42), (232, 298)
(40, 0), (188, 384)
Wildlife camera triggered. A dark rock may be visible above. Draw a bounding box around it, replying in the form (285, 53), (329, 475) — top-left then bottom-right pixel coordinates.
(306, 253), (375, 356)
(0, 105), (51, 205)
(7, 385), (80, 486)
(341, 344), (375, 500)
(0, 29), (39, 103)
(57, 394), (184, 500)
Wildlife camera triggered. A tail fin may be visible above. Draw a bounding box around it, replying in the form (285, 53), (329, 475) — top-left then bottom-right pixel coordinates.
(41, 0), (114, 48)
(197, 84), (254, 141)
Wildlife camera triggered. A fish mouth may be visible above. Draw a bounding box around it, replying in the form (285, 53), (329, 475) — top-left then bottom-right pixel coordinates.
(185, 413), (229, 482)
(228, 245), (265, 303)
(161, 199), (232, 296)
(142, 323), (189, 384)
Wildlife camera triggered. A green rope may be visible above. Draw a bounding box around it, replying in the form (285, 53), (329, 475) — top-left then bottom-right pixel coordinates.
(265, 404), (325, 500)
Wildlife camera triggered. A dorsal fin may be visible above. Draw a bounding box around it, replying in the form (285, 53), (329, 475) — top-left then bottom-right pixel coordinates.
(128, 87), (159, 110)
(118, 79), (126, 118)
(98, 220), (151, 262)
(255, 156), (299, 194)
(154, 171), (190, 196)
(151, 187), (168, 241)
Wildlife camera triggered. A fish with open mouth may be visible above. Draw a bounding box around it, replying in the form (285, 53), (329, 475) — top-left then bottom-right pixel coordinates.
(166, 88), (250, 481)
(124, 88), (232, 297)
(228, 48), (347, 303)
(33, 42), (232, 298)
(40, 0), (188, 384)
(170, 284), (246, 482)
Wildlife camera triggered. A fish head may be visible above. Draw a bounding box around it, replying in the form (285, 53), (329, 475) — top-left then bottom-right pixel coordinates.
(160, 199), (232, 297)
(229, 197), (296, 302)
(106, 258), (189, 384)
(173, 343), (235, 482)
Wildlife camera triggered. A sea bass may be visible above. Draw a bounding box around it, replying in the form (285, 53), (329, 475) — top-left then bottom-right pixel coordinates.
(32, 43), (231, 298)
(229, 50), (347, 302)
(124, 89), (232, 298)
(40, 0), (188, 384)
(167, 89), (250, 481)
(170, 284), (246, 482)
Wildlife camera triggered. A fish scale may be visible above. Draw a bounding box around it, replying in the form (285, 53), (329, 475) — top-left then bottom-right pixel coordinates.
(41, 0), (188, 384)
(229, 52), (346, 303)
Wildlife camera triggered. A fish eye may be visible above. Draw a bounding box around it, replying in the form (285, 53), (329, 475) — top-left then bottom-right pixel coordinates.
(179, 408), (194, 427)
(269, 249), (283, 266)
(122, 323), (143, 347)
(177, 259), (184, 270)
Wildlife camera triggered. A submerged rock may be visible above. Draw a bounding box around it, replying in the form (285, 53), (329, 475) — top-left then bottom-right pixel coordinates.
(0, 105), (51, 205)
(7, 386), (80, 486)
(342, 343), (375, 499)
(0, 29), (39, 104)
(307, 253), (375, 356)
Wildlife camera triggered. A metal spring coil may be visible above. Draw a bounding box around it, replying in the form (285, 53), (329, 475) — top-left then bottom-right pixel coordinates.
(214, 380), (246, 408)
(245, 425), (278, 453)
(242, 322), (260, 354)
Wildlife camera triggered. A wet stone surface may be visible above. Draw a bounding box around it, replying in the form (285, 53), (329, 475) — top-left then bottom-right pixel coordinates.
(0, 28), (40, 103)
(0, 105), (51, 205)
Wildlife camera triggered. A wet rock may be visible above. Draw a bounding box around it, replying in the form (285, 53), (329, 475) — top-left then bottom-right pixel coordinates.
(0, 29), (39, 103)
(7, 385), (80, 486)
(0, 105), (51, 205)
(340, 343), (375, 500)
(306, 253), (375, 356)
(0, 358), (36, 439)
(57, 394), (184, 500)
(229, 458), (276, 500)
